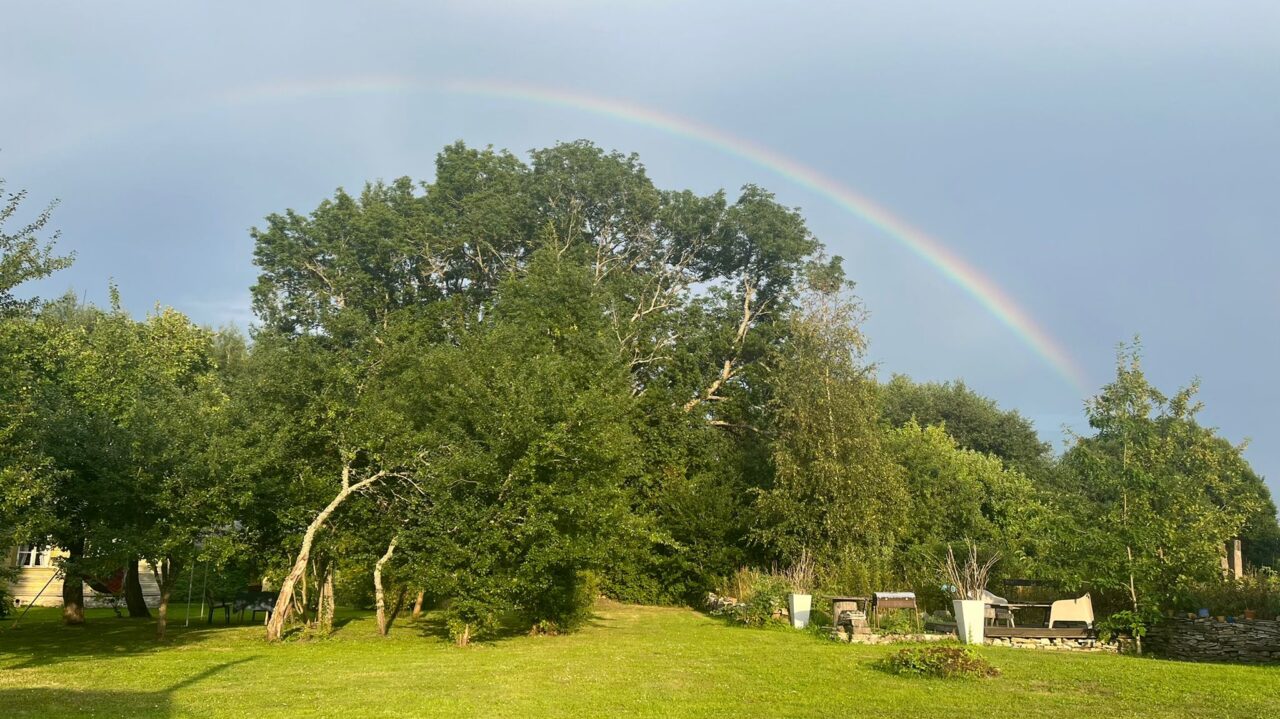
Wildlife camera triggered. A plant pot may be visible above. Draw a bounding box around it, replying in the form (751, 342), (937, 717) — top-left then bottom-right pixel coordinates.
(1244, 609), (1257, 621)
(787, 593), (812, 629)
(953, 599), (985, 645)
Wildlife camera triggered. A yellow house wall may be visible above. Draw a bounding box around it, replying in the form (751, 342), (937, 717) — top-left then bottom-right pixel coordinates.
(4, 546), (162, 608)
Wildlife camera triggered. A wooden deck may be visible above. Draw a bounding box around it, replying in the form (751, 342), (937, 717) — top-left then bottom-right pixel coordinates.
(927, 622), (1093, 639)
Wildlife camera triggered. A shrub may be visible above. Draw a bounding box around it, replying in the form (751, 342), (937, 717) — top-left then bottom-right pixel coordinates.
(783, 549), (816, 594)
(714, 568), (791, 627)
(334, 563), (375, 609)
(443, 596), (500, 647)
(880, 644), (999, 679)
(520, 568), (600, 634)
(875, 608), (918, 636)
(1182, 572), (1280, 619)
(1097, 607), (1161, 645)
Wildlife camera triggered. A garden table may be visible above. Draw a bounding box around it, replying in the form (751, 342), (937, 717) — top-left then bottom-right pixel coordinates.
(1003, 602), (1054, 627)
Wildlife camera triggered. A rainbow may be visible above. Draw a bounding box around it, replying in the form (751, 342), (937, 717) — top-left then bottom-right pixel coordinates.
(45, 75), (1090, 389)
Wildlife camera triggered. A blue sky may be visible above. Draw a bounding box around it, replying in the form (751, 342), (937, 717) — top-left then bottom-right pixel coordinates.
(4, 1), (1278, 495)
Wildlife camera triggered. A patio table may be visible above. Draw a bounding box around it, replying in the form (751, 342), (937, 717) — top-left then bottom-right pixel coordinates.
(1003, 602), (1053, 626)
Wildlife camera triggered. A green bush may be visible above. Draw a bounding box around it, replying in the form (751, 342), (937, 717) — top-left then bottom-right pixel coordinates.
(1097, 607), (1161, 644)
(519, 568), (600, 634)
(334, 563), (376, 609)
(443, 596), (500, 646)
(1182, 572), (1280, 619)
(875, 608), (918, 636)
(714, 568), (791, 627)
(880, 644), (999, 679)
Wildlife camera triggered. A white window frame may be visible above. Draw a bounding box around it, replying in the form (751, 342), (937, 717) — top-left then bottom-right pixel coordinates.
(15, 544), (51, 568)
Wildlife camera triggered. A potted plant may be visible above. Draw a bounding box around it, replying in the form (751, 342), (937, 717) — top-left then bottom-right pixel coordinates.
(940, 541), (1000, 645)
(784, 550), (816, 629)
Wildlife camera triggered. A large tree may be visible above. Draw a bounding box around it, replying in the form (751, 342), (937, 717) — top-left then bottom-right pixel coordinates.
(0, 177), (72, 316)
(0, 175), (72, 580)
(1058, 342), (1263, 648)
(753, 266), (907, 592)
(124, 310), (242, 639)
(884, 421), (1046, 586)
(246, 140), (836, 635)
(386, 252), (642, 642)
(879, 375), (1052, 477)
(3, 292), (236, 632)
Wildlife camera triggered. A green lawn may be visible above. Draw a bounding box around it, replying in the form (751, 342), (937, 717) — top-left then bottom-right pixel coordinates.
(1, 600), (1276, 718)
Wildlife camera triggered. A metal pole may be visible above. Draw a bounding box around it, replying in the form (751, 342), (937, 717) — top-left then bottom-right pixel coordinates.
(198, 561), (210, 623)
(6, 569), (62, 631)
(183, 548), (197, 627)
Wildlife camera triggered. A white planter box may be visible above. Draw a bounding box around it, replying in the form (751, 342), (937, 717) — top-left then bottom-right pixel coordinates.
(788, 593), (812, 629)
(953, 599), (985, 644)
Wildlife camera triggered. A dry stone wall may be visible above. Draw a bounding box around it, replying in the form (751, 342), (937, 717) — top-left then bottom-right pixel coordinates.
(1147, 618), (1280, 664)
(985, 636), (1117, 653)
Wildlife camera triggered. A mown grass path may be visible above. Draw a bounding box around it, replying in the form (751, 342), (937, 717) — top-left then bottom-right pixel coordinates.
(2, 600), (1276, 718)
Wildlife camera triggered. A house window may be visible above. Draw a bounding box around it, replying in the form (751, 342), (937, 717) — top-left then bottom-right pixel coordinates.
(15, 545), (51, 567)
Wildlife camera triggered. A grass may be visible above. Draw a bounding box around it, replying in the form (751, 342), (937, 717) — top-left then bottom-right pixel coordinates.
(1, 599), (1277, 718)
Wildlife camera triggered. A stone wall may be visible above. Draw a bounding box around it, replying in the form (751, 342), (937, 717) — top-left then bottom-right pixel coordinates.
(985, 636), (1117, 653)
(1147, 618), (1280, 664)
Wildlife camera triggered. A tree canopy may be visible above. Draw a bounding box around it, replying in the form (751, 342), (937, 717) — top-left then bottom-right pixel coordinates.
(1, 148), (1275, 646)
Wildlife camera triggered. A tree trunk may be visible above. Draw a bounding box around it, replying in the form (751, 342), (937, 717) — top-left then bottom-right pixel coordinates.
(385, 587), (408, 633)
(153, 556), (179, 641)
(374, 535), (399, 637)
(317, 561), (336, 635)
(295, 563), (309, 625)
(61, 537), (85, 625)
(124, 559), (151, 618)
(412, 590), (425, 619)
(265, 468), (387, 641)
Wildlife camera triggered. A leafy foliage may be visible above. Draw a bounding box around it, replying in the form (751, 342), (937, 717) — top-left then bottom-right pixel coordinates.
(1096, 608), (1160, 645)
(754, 278), (906, 593)
(880, 644), (1000, 679)
(4, 145), (1277, 650)
(712, 569), (791, 627)
(874, 609), (919, 637)
(879, 376), (1051, 477)
(0, 178), (72, 316)
(1181, 572), (1280, 619)
(1055, 342), (1261, 618)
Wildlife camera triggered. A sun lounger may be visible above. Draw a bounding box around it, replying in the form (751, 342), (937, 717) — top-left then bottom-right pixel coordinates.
(1047, 593), (1094, 628)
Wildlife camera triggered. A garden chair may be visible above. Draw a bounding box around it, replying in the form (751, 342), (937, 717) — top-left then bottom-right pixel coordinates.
(206, 589), (234, 624)
(1047, 593), (1094, 628)
(235, 590), (278, 624)
(982, 589), (1014, 627)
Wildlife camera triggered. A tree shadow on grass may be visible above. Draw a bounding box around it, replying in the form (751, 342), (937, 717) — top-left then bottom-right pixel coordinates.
(0, 657), (256, 718)
(0, 608), (257, 669)
(406, 608), (616, 645)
